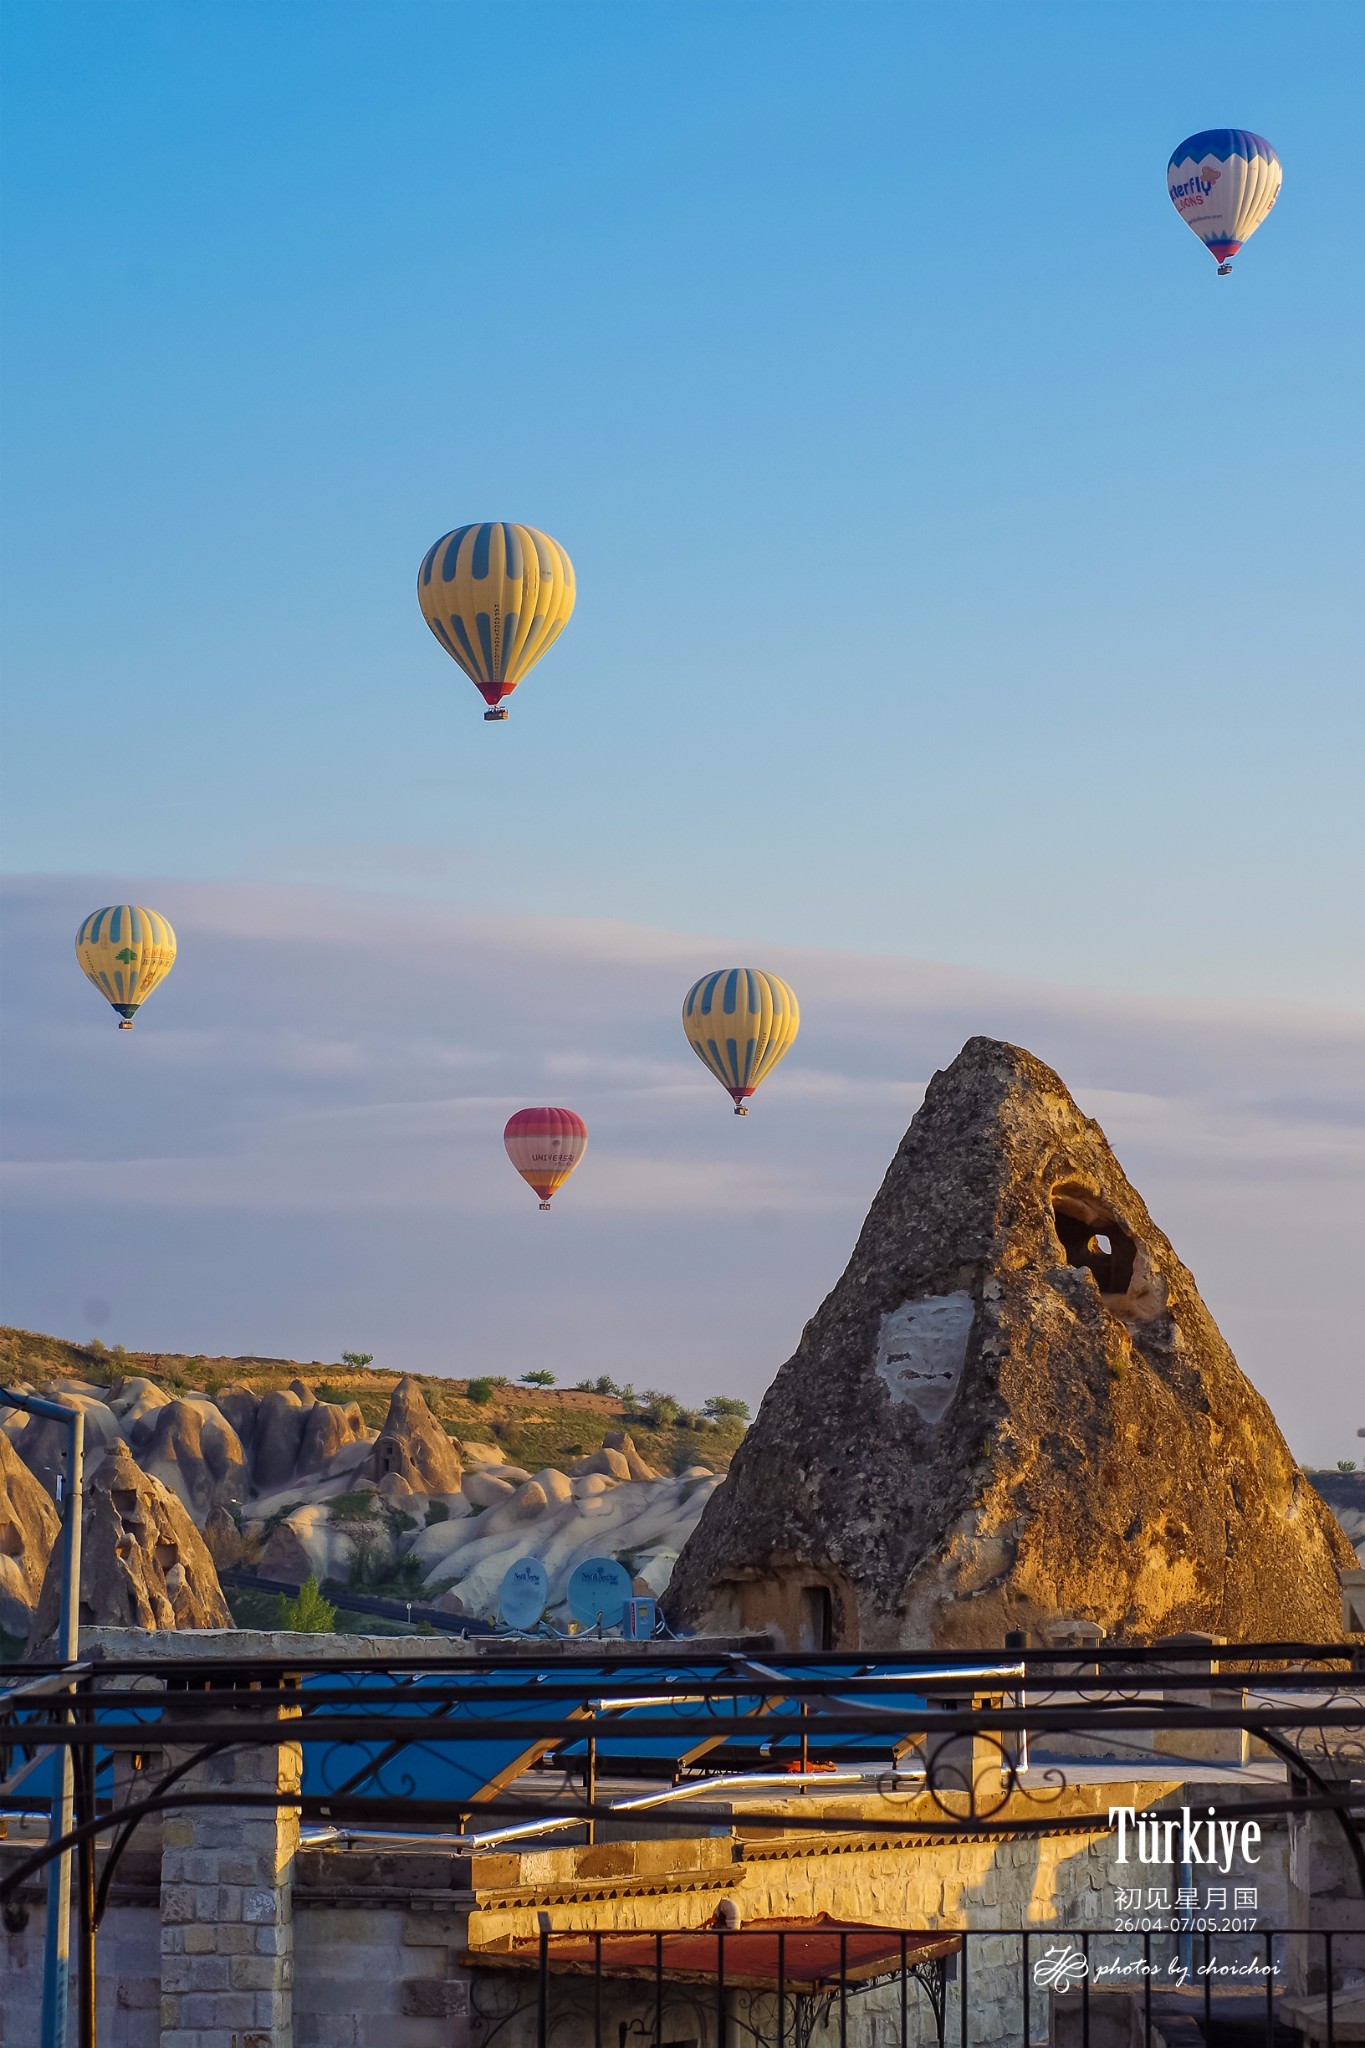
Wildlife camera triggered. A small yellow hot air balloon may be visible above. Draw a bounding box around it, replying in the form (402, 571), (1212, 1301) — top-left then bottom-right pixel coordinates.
(682, 969), (799, 1114)
(75, 905), (176, 1029)
(417, 521), (575, 721)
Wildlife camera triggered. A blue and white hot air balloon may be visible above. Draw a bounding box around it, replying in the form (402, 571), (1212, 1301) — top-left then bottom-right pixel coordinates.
(1167, 130), (1282, 274)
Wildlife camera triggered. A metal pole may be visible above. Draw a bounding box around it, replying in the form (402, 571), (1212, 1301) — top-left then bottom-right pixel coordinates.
(1, 1387), (84, 2048)
(76, 1680), (97, 2048)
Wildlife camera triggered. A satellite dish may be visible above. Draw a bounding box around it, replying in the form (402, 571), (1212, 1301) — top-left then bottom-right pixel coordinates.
(497, 1556), (549, 1630)
(567, 1556), (633, 1631)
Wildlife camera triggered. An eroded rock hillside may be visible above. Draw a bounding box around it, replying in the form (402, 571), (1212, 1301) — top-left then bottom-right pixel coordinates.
(0, 1334), (737, 1640)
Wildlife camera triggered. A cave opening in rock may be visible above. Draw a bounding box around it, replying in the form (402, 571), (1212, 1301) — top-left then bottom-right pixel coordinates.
(1051, 1188), (1137, 1296)
(801, 1584), (834, 1652)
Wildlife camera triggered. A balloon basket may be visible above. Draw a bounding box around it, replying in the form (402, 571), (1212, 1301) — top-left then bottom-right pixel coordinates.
(118, 1019), (134, 1031)
(733, 1105), (748, 1116)
(539, 1201), (552, 1211)
(1217, 263), (1233, 275)
(484, 707), (509, 721)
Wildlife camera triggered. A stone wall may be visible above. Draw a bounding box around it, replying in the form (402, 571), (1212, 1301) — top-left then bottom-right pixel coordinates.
(0, 1801), (1302, 2048)
(293, 1907), (471, 2048)
(159, 1735), (301, 2046)
(0, 1900), (160, 2048)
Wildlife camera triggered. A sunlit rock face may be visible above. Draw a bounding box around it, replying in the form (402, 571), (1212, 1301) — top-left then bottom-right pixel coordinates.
(29, 1441), (231, 1647)
(666, 1036), (1355, 1651)
(0, 1431), (60, 1639)
(364, 1376), (463, 1495)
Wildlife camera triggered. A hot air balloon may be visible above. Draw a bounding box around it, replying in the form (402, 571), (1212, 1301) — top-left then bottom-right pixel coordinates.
(75, 905), (177, 1029)
(1167, 130), (1281, 274)
(504, 1108), (588, 1210)
(417, 522), (575, 721)
(682, 969), (799, 1115)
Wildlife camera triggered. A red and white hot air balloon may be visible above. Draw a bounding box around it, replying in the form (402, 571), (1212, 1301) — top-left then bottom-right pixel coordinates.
(503, 1108), (588, 1211)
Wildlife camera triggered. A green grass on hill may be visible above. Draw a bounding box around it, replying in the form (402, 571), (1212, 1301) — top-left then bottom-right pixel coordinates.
(0, 1326), (748, 1478)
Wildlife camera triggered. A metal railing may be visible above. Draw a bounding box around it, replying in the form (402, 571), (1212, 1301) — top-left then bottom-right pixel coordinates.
(467, 1921), (1355, 2048)
(2, 1642), (1361, 2048)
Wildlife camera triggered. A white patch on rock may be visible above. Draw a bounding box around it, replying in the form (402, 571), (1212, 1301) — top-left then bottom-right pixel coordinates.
(874, 1291), (974, 1423)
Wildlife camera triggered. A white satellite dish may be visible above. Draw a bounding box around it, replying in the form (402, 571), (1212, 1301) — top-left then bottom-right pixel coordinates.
(567, 1556), (633, 1631)
(497, 1556), (549, 1631)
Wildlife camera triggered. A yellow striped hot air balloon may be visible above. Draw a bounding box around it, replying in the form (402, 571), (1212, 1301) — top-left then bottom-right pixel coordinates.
(682, 969), (799, 1115)
(417, 521), (575, 721)
(75, 905), (177, 1029)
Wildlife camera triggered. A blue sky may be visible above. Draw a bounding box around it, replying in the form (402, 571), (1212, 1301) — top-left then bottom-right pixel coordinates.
(1, 5), (1361, 1458)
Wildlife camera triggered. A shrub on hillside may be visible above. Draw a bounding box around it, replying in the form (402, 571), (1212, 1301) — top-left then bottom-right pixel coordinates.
(704, 1396), (750, 1422)
(279, 1577), (336, 1633)
(327, 1491), (378, 1522)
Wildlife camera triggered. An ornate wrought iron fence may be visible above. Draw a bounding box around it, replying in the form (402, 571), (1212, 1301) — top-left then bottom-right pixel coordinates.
(2, 1641), (1361, 2048)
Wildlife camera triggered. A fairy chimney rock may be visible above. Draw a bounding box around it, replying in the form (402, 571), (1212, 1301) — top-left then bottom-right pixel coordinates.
(666, 1036), (1353, 1650)
(29, 1440), (231, 1648)
(0, 1430), (60, 1641)
(365, 1376), (462, 1494)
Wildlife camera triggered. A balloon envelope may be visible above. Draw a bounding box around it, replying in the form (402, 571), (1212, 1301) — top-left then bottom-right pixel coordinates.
(75, 905), (177, 1028)
(504, 1107), (588, 1209)
(417, 522), (575, 717)
(1167, 130), (1281, 270)
(682, 968), (799, 1113)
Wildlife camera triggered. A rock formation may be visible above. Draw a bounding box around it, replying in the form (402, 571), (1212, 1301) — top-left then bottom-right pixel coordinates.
(213, 1383), (260, 1454)
(4, 1364), (718, 1631)
(0, 1431), (60, 1639)
(138, 1397), (247, 1520)
(14, 1388), (123, 1492)
(667, 1036), (1355, 1650)
(364, 1376), (462, 1494)
(250, 1386), (314, 1491)
(298, 1394), (367, 1475)
(202, 1503), (245, 1571)
(29, 1440), (231, 1647)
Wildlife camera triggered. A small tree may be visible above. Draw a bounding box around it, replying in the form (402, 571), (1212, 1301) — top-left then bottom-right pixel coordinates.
(1338, 1460), (1358, 1473)
(341, 1351), (373, 1370)
(522, 1369), (556, 1387)
(641, 1389), (681, 1428)
(466, 1377), (496, 1405)
(593, 1375), (620, 1397)
(278, 1577), (336, 1633)
(703, 1396), (751, 1423)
